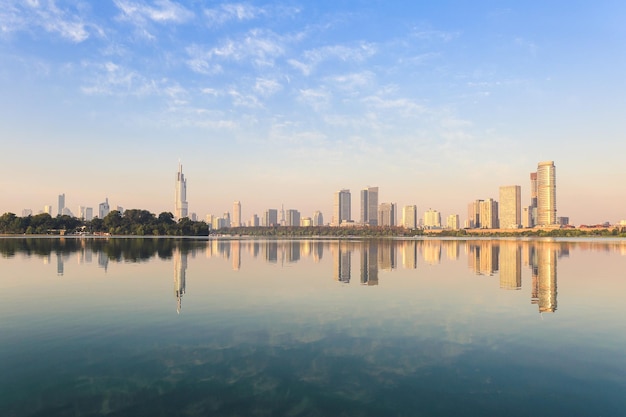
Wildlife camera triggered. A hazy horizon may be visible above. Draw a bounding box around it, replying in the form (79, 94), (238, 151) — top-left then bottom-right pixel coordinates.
(1, 1), (625, 224)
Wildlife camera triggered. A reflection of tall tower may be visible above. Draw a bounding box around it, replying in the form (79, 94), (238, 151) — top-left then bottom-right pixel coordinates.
(499, 242), (521, 290)
(313, 242), (324, 262)
(174, 250), (187, 314)
(265, 241), (278, 263)
(360, 242), (378, 285)
(378, 240), (396, 271)
(422, 241), (442, 265)
(468, 242), (498, 275)
(532, 245), (557, 313)
(231, 240), (241, 271)
(401, 241), (418, 269)
(56, 252), (64, 276)
(333, 242), (351, 283)
(175, 162), (188, 220)
(97, 250), (109, 272)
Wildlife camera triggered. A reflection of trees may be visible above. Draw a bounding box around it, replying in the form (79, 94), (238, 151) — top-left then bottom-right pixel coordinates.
(0, 238), (205, 263)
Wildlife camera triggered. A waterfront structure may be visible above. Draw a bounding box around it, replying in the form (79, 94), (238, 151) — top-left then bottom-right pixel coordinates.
(43, 205), (52, 215)
(522, 206), (532, 228)
(286, 209), (301, 227)
(58, 194), (65, 217)
(378, 203), (396, 226)
(250, 214), (259, 227)
(301, 217), (312, 227)
(98, 198), (110, 219)
(536, 161), (557, 226)
(333, 189), (351, 225)
(467, 199), (483, 228)
(499, 185), (521, 229)
(530, 172), (538, 226)
(446, 214), (460, 230)
(264, 209), (278, 227)
(479, 199), (499, 229)
(232, 201), (241, 227)
(312, 211), (324, 226)
(85, 207), (93, 221)
(223, 212), (231, 227)
(402, 205), (417, 229)
(175, 163), (188, 220)
(360, 186), (379, 226)
(424, 209), (441, 228)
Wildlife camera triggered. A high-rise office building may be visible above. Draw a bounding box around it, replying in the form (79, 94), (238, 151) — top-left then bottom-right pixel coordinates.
(58, 194), (65, 217)
(312, 211), (324, 226)
(98, 198), (110, 219)
(424, 209), (441, 228)
(446, 214), (460, 230)
(286, 209), (301, 227)
(536, 161), (557, 226)
(499, 185), (521, 229)
(333, 189), (351, 225)
(467, 199), (483, 228)
(378, 203), (396, 226)
(360, 186), (379, 226)
(402, 205), (417, 229)
(529, 172), (538, 226)
(232, 201), (241, 227)
(175, 162), (188, 220)
(264, 209), (278, 227)
(479, 199), (499, 229)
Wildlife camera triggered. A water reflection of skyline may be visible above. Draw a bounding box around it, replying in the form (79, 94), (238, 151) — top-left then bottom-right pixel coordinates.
(4, 238), (626, 315)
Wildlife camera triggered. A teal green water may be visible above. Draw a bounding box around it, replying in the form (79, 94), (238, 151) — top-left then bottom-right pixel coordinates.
(1, 238), (625, 416)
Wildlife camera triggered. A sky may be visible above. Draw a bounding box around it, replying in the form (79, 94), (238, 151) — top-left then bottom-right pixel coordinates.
(1, 0), (625, 225)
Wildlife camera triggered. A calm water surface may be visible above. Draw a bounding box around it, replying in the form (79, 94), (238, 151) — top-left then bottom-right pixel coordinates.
(1, 237), (625, 416)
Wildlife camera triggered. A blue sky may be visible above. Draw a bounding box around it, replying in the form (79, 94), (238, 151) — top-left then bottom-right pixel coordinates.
(1, 0), (625, 224)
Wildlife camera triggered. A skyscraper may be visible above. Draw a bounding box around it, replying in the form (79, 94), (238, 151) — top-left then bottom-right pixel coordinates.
(499, 185), (521, 229)
(360, 186), (379, 226)
(312, 211), (324, 226)
(479, 199), (499, 229)
(424, 209), (441, 228)
(333, 189), (351, 225)
(175, 162), (188, 220)
(402, 205), (417, 229)
(98, 198), (110, 219)
(233, 201), (241, 227)
(378, 203), (396, 226)
(530, 172), (538, 226)
(58, 194), (65, 217)
(537, 161), (557, 226)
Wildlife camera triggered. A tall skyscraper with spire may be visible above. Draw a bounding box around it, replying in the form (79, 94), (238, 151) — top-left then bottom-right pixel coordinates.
(175, 162), (188, 220)
(536, 161), (556, 226)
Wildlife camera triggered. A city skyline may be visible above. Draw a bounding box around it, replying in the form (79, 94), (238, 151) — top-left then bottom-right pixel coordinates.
(1, 2), (625, 224)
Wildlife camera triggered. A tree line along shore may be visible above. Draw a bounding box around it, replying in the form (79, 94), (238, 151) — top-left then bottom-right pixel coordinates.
(1, 210), (625, 238)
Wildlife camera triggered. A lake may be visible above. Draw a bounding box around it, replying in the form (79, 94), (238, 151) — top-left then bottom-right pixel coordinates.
(1, 237), (625, 416)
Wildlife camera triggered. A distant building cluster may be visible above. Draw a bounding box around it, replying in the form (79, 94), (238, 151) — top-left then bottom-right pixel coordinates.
(16, 160), (575, 229)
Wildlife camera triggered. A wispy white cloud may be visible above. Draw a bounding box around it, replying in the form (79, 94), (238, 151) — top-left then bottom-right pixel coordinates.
(254, 77), (282, 96)
(113, 0), (194, 39)
(362, 95), (426, 116)
(204, 3), (264, 27)
(289, 42), (377, 75)
(411, 28), (460, 42)
(185, 29), (286, 72)
(0, 0), (95, 42)
(204, 3), (300, 27)
(325, 71), (374, 93)
(228, 89), (262, 108)
(298, 88), (331, 112)
(80, 60), (187, 102)
(514, 37), (538, 56)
